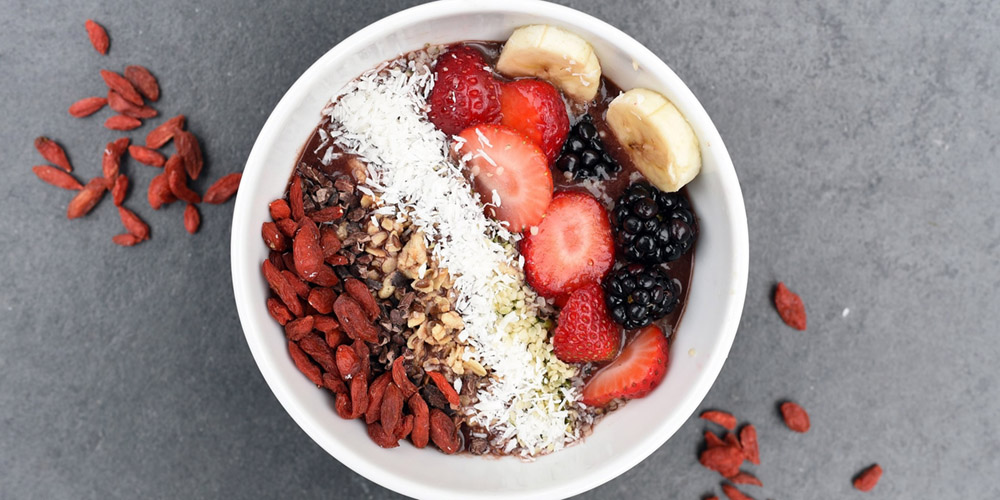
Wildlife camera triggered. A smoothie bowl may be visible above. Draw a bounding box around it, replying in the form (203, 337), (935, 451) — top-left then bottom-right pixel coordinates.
(231, 1), (748, 498)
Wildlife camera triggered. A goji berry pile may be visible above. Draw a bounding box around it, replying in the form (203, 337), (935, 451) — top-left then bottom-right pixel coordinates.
(30, 19), (240, 246)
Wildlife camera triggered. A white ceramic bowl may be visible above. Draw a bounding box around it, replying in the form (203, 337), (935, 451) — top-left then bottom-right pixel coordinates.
(232, 1), (748, 498)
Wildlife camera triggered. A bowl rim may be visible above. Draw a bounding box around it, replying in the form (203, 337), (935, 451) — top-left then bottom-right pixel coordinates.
(231, 1), (749, 498)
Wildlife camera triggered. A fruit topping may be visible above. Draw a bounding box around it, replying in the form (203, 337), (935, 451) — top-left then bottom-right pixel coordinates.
(496, 24), (602, 102)
(520, 190), (615, 299)
(606, 88), (701, 192)
(581, 324), (670, 407)
(454, 124), (553, 232)
(604, 263), (681, 330)
(552, 283), (622, 363)
(427, 45), (502, 136)
(613, 182), (697, 263)
(499, 79), (570, 163)
(556, 114), (622, 180)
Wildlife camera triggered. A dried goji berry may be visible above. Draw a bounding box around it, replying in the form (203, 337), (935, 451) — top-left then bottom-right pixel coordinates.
(326, 254), (349, 267)
(118, 206), (150, 240)
(774, 282), (807, 330)
(335, 391), (353, 419)
(721, 483), (754, 500)
(322, 372), (347, 395)
(344, 278), (379, 320)
(701, 410), (737, 430)
(101, 137), (129, 182)
(320, 226), (341, 259)
(380, 383), (404, 434)
(34, 136), (72, 172)
(288, 341), (322, 386)
(262, 259), (303, 317)
(147, 173), (176, 210)
(313, 315), (340, 336)
(263, 201), (288, 224)
(128, 145), (166, 167)
(429, 408), (460, 454)
(281, 270), (310, 299)
(325, 330), (345, 349)
(309, 205), (344, 223)
(391, 356), (419, 399)
(268, 251), (285, 271)
(365, 373), (392, 425)
(261, 222), (287, 252)
(407, 393), (430, 449)
(780, 401), (810, 433)
(68, 96), (107, 117)
(266, 297), (293, 326)
(366, 422), (399, 448)
(84, 20), (109, 55)
(299, 332), (338, 375)
(739, 424), (760, 465)
(699, 445), (744, 477)
(32, 166), (82, 190)
(108, 90), (157, 119)
(281, 252), (297, 275)
(111, 233), (142, 247)
(352, 340), (371, 382)
(335, 344), (361, 380)
(165, 155), (201, 204)
(730, 472), (762, 487)
(184, 203), (200, 234)
(175, 131), (203, 180)
(111, 174), (128, 206)
(396, 415), (414, 440)
(307, 287), (336, 315)
(105, 114), (142, 131)
(124, 65), (159, 102)
(348, 376), (368, 419)
(724, 432), (741, 450)
(293, 218), (324, 280)
(67, 178), (107, 219)
(427, 371), (460, 407)
(284, 316), (315, 342)
(99, 70), (143, 106)
(853, 463), (882, 492)
(203, 173), (241, 204)
(275, 218), (297, 238)
(704, 430), (725, 449)
(289, 175), (304, 221)
(333, 295), (378, 343)
(306, 266), (339, 287)
(145, 115), (185, 148)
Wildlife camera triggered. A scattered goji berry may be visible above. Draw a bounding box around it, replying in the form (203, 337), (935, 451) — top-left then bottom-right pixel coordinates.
(34, 137), (72, 172)
(84, 20), (109, 55)
(32, 166), (82, 190)
(183, 203), (200, 234)
(175, 131), (203, 180)
(729, 472), (762, 487)
(780, 401), (810, 433)
(427, 371), (460, 407)
(68, 96), (107, 117)
(67, 178), (107, 219)
(853, 463), (882, 492)
(701, 410), (737, 430)
(99, 70), (143, 106)
(145, 115), (185, 148)
(111, 174), (129, 206)
(203, 173), (241, 204)
(774, 282), (807, 330)
(739, 424), (759, 465)
(721, 483), (754, 500)
(124, 65), (160, 101)
(105, 114), (142, 131)
(118, 206), (149, 240)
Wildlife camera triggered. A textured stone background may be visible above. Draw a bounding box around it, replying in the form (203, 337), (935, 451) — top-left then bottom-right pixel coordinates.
(1, 0), (997, 498)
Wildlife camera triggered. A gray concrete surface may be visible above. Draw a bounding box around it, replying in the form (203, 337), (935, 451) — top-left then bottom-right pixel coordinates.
(1, 0), (998, 498)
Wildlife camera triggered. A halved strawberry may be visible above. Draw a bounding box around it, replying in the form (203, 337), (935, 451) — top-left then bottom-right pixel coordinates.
(499, 79), (570, 164)
(553, 283), (621, 363)
(581, 325), (670, 407)
(520, 190), (614, 299)
(455, 124), (553, 232)
(427, 46), (502, 135)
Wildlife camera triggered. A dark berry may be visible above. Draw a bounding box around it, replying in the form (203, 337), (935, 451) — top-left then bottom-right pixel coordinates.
(603, 264), (681, 330)
(612, 181), (697, 263)
(555, 114), (623, 180)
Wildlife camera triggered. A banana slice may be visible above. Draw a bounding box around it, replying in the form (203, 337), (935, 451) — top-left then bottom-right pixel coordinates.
(496, 24), (601, 102)
(606, 88), (701, 192)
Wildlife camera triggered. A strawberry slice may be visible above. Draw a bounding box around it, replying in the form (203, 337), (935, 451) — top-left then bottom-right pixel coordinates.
(581, 325), (670, 407)
(455, 124), (553, 232)
(427, 46), (502, 135)
(520, 190), (614, 299)
(553, 283), (621, 363)
(499, 79), (570, 164)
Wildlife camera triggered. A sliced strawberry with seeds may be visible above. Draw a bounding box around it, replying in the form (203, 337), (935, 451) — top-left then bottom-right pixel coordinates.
(552, 283), (621, 363)
(520, 190), (614, 299)
(427, 45), (502, 135)
(499, 79), (570, 163)
(581, 325), (670, 407)
(455, 124), (552, 232)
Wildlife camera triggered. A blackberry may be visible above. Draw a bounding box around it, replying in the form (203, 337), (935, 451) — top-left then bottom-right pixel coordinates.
(612, 182), (697, 263)
(604, 264), (680, 330)
(555, 115), (622, 180)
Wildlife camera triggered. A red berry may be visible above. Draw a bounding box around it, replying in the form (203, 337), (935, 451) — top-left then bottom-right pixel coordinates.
(520, 190), (614, 299)
(499, 79), (570, 163)
(552, 283), (621, 363)
(427, 46), (501, 135)
(581, 325), (670, 407)
(455, 124), (553, 232)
